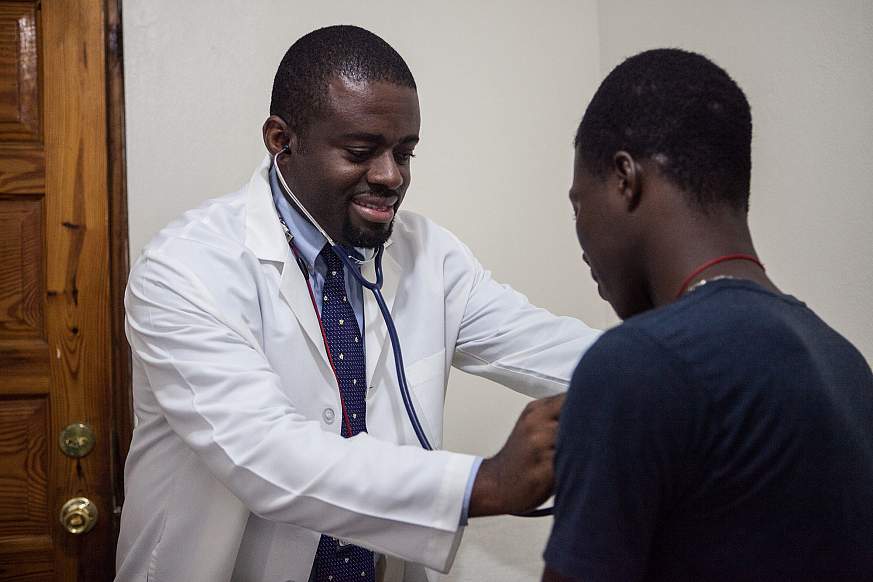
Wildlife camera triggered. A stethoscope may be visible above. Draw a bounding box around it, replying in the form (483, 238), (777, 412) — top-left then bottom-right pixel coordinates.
(272, 148), (433, 451)
(272, 148), (552, 517)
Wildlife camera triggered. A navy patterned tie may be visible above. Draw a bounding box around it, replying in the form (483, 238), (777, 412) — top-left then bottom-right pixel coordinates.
(312, 244), (375, 582)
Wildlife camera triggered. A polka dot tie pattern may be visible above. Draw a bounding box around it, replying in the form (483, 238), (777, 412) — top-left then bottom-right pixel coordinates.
(312, 244), (375, 582)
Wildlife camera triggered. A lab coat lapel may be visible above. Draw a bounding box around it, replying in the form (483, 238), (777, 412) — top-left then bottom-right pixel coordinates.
(277, 265), (331, 368)
(244, 156), (331, 369)
(363, 244), (401, 389)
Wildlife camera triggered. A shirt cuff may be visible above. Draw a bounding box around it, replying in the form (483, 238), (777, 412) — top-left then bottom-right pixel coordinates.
(459, 456), (483, 526)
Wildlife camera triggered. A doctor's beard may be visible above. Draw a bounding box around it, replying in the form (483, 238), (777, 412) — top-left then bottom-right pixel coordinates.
(343, 218), (394, 249)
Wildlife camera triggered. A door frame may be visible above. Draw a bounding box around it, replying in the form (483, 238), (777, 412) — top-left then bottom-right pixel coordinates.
(104, 0), (133, 557)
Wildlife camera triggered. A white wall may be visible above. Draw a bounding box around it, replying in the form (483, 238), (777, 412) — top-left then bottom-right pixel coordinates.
(123, 1), (873, 579)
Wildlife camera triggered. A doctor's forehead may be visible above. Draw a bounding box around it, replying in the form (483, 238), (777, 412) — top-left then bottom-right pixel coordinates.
(320, 77), (420, 135)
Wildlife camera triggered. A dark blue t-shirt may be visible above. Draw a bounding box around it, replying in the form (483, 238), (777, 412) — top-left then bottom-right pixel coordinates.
(544, 279), (873, 581)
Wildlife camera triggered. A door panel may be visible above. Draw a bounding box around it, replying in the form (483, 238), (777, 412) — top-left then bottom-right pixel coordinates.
(0, 2), (52, 579)
(0, 397), (49, 544)
(0, 198), (44, 337)
(0, 0), (121, 579)
(0, 2), (40, 142)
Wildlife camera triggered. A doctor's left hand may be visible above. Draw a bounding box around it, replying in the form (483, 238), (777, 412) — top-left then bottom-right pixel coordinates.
(468, 393), (565, 517)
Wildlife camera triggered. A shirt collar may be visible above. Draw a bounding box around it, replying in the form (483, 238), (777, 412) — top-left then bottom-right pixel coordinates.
(269, 166), (324, 271)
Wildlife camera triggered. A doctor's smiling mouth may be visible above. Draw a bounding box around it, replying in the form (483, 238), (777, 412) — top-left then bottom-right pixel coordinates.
(350, 191), (399, 224)
(347, 189), (401, 242)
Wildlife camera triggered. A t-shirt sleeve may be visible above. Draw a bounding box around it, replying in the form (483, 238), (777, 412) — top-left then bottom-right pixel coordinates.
(543, 326), (700, 581)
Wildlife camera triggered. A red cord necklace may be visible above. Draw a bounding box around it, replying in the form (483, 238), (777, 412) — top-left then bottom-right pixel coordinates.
(675, 253), (765, 299)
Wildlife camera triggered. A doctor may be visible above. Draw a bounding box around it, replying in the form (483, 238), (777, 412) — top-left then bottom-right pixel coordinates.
(116, 25), (599, 582)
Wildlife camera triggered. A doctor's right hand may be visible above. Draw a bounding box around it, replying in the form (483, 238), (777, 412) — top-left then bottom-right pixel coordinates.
(468, 393), (565, 517)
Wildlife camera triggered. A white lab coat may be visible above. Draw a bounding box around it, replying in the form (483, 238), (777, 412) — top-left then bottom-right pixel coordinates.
(116, 156), (600, 582)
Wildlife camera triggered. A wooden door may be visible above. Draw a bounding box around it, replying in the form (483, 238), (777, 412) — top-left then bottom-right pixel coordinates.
(0, 0), (128, 579)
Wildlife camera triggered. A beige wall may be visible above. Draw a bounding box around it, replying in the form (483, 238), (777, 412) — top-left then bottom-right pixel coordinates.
(123, 1), (872, 579)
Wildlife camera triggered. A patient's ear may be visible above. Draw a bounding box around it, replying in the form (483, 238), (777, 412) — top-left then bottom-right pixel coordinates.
(613, 150), (643, 212)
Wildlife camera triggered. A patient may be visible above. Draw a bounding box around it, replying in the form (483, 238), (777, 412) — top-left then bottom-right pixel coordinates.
(542, 49), (873, 581)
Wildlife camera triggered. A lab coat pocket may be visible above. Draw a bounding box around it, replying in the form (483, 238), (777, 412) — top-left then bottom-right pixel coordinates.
(403, 348), (447, 448)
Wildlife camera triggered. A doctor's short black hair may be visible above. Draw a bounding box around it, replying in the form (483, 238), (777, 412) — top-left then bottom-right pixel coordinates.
(575, 48), (752, 211)
(270, 25), (416, 139)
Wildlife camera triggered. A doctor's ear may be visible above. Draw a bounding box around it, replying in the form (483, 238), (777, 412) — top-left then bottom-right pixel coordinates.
(262, 115), (298, 156)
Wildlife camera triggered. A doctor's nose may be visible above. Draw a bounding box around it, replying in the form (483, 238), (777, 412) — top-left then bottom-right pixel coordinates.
(367, 151), (404, 191)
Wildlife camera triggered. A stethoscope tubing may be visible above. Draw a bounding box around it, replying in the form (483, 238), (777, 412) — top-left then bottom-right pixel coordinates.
(272, 149), (432, 451)
(331, 244), (434, 451)
(330, 236), (555, 517)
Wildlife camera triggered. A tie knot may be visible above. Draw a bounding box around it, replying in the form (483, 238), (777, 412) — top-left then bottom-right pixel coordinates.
(319, 243), (345, 272)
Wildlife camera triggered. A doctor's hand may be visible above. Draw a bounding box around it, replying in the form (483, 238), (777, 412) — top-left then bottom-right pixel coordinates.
(468, 393), (565, 517)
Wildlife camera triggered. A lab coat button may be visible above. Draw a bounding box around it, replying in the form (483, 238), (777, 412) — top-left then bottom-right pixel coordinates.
(322, 408), (335, 424)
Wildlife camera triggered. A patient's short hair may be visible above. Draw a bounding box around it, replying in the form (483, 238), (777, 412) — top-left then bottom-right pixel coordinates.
(576, 48), (752, 211)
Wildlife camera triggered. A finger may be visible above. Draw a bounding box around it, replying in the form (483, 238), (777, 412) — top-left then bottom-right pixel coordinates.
(528, 393), (565, 419)
(543, 421), (558, 441)
(542, 392), (566, 406)
(543, 393), (566, 415)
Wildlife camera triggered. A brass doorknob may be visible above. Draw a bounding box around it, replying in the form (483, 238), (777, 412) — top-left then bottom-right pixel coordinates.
(60, 497), (98, 534)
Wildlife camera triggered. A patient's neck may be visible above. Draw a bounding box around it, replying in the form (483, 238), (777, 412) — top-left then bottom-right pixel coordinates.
(644, 205), (779, 308)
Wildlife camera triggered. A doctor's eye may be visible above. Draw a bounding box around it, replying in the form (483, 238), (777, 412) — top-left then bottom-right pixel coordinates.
(345, 148), (374, 162)
(394, 151), (416, 165)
